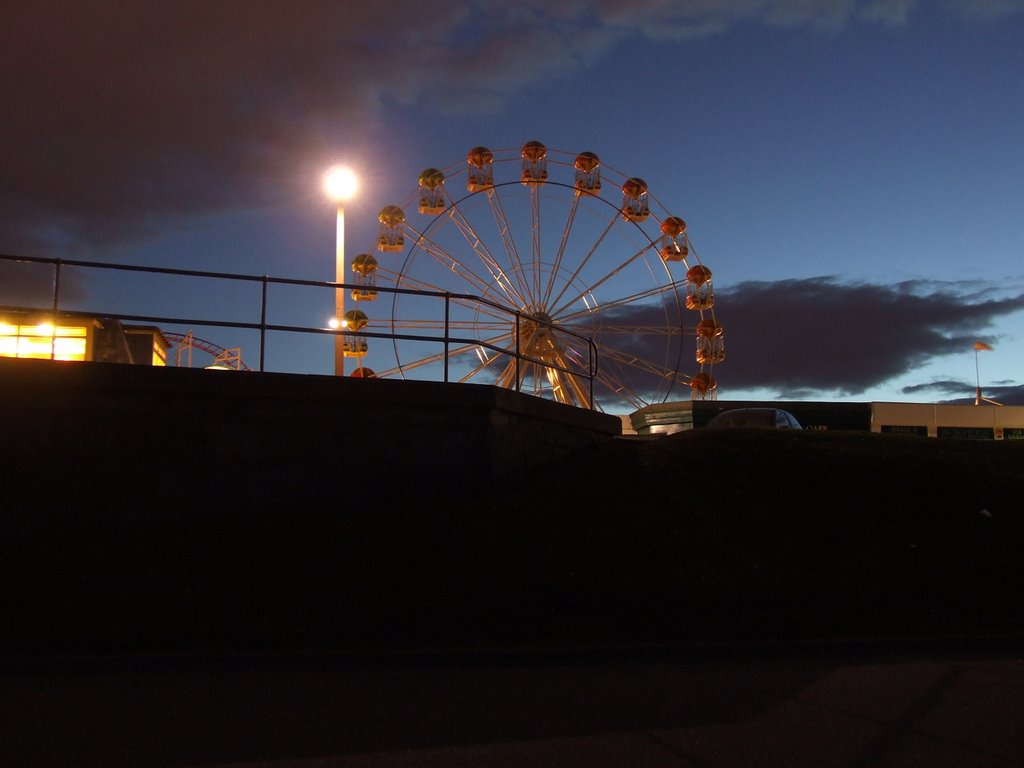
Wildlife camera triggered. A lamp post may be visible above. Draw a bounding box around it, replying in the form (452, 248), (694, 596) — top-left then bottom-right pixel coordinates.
(324, 166), (358, 376)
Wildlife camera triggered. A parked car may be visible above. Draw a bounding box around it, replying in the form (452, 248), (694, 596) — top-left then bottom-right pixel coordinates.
(706, 408), (803, 429)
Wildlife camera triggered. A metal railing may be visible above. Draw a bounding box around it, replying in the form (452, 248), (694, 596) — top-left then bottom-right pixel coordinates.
(0, 253), (599, 408)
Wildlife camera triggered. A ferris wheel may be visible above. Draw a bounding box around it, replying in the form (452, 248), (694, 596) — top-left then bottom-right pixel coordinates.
(342, 142), (723, 413)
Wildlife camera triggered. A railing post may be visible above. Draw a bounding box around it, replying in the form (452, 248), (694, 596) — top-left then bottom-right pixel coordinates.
(49, 259), (62, 360)
(515, 312), (521, 392)
(443, 293), (451, 383)
(260, 275), (268, 372)
(591, 339), (597, 409)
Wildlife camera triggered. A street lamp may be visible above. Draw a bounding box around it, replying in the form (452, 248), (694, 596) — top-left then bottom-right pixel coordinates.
(323, 165), (358, 376)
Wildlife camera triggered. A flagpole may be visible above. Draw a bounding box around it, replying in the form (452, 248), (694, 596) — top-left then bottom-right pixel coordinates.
(972, 342), (1001, 406)
(975, 346), (981, 406)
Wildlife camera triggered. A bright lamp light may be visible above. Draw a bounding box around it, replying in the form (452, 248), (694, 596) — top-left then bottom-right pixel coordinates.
(323, 166), (358, 202)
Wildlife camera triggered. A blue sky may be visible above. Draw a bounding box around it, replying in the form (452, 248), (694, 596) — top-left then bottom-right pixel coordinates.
(2, 1), (1023, 411)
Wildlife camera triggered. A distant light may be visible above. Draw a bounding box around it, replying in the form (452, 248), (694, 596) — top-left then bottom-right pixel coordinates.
(328, 317), (349, 329)
(324, 166), (358, 202)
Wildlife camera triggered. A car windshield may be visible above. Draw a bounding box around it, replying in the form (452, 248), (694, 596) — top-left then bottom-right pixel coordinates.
(707, 409), (803, 429)
(711, 410), (776, 427)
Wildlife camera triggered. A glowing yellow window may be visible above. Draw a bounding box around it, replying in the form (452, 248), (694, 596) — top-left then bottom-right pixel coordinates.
(0, 323), (89, 361)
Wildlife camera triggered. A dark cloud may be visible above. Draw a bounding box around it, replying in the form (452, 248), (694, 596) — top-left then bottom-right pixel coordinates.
(4, 1), (1019, 256)
(0, 3), (464, 252)
(597, 276), (1024, 401)
(712, 276), (1024, 396)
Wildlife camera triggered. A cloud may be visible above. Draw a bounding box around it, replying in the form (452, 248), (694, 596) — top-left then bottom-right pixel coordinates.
(900, 378), (1024, 406)
(0, 3), (463, 252)
(593, 0), (920, 38)
(2, 1), (1020, 254)
(712, 276), (1024, 396)
(594, 276), (1024, 401)
(943, 0), (1024, 20)
(859, 0), (917, 25)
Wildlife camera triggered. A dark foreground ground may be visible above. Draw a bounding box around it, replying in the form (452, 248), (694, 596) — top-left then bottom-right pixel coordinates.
(3, 428), (1024, 765)
(6, 427), (1023, 654)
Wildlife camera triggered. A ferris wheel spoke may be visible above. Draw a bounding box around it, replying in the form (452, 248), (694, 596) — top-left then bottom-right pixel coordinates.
(544, 344), (592, 407)
(536, 333), (606, 411)
(386, 306), (512, 326)
(372, 352), (448, 378)
(378, 267), (516, 323)
(573, 325), (685, 336)
(600, 343), (692, 385)
(546, 211), (618, 312)
(557, 340), (593, 371)
(587, 354), (642, 409)
(386, 304), (512, 326)
(400, 223), (508, 300)
(485, 186), (533, 305)
(541, 191), (582, 310)
(550, 240), (663, 319)
(374, 331), (511, 379)
(385, 320), (508, 333)
(447, 334), (515, 364)
(529, 184), (542, 302)
(592, 368), (647, 412)
(556, 280), (686, 325)
(457, 345), (511, 384)
(441, 199), (527, 307)
(493, 355), (522, 390)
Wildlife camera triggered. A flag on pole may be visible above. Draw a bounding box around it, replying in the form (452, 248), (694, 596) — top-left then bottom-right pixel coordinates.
(974, 341), (993, 351)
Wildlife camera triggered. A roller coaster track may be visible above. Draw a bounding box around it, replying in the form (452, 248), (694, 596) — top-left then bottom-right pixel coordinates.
(162, 332), (251, 371)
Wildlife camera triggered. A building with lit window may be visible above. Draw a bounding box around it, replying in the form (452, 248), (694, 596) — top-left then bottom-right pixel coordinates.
(0, 311), (169, 366)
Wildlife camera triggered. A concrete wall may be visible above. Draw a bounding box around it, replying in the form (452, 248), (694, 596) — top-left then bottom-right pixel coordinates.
(0, 357), (620, 533)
